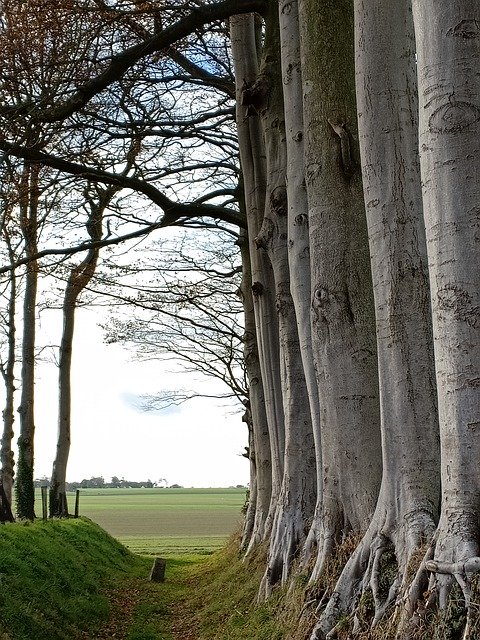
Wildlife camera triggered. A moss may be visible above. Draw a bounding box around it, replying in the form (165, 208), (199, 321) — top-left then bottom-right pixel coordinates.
(15, 440), (35, 520)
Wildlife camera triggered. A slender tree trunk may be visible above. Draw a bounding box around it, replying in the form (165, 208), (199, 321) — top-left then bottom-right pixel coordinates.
(312, 1), (440, 634)
(237, 226), (272, 549)
(299, 0), (382, 582)
(241, 397), (258, 547)
(16, 162), (39, 520)
(278, 0), (323, 570)
(0, 233), (17, 508)
(231, 12), (286, 549)
(408, 1), (480, 627)
(250, 1), (315, 594)
(50, 186), (107, 516)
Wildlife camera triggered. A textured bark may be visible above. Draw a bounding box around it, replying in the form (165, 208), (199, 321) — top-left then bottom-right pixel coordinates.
(231, 13), (285, 549)
(237, 226), (272, 549)
(0, 235), (17, 507)
(255, 2), (316, 594)
(299, 0), (382, 582)
(311, 1), (440, 635)
(278, 0), (323, 570)
(16, 163), (39, 520)
(407, 1), (480, 628)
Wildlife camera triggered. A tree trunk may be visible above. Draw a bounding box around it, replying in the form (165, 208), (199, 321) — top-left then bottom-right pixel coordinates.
(278, 0), (323, 571)
(16, 162), (40, 520)
(252, 2), (315, 595)
(231, 12), (286, 549)
(408, 1), (480, 627)
(299, 0), (382, 582)
(237, 226), (272, 549)
(312, 1), (440, 634)
(0, 233), (17, 508)
(50, 186), (106, 516)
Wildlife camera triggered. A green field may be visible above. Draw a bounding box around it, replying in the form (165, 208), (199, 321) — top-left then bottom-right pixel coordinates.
(35, 487), (246, 555)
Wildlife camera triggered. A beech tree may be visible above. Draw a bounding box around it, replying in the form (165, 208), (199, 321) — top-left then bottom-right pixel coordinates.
(310, 0), (439, 635)
(408, 0), (480, 631)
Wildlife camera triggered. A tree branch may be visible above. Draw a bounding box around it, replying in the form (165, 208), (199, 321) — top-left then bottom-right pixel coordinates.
(0, 140), (245, 229)
(1, 0), (266, 122)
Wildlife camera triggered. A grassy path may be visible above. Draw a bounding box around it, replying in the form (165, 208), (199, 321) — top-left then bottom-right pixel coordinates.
(96, 539), (301, 640)
(97, 555), (207, 640)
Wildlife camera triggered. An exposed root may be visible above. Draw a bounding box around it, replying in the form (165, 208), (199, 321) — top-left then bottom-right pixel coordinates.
(308, 510), (437, 640)
(259, 515), (303, 600)
(424, 556), (480, 640)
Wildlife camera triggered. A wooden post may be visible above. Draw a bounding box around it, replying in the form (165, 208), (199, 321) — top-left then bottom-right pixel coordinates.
(41, 486), (48, 520)
(149, 557), (166, 583)
(74, 489), (80, 518)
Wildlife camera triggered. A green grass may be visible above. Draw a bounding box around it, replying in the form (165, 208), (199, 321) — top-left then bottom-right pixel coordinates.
(169, 536), (309, 640)
(0, 517), (309, 640)
(120, 535), (230, 556)
(0, 518), (148, 640)
(34, 487), (246, 554)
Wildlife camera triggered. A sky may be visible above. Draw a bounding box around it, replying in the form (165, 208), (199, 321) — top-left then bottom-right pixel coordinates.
(29, 307), (250, 488)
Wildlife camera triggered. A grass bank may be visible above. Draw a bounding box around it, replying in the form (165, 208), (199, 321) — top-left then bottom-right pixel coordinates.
(0, 518), (148, 640)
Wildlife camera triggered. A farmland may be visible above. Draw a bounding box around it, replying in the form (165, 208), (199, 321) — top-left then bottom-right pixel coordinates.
(35, 487), (246, 555)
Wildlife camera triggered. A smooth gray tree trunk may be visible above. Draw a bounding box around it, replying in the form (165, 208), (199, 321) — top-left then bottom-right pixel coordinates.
(278, 0), (323, 570)
(237, 226), (272, 549)
(231, 13), (285, 549)
(299, 0), (382, 583)
(312, 1), (440, 635)
(409, 1), (480, 629)
(253, 2), (316, 594)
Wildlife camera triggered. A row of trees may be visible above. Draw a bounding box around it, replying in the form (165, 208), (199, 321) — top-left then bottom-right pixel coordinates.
(0, 0), (478, 638)
(34, 476), (161, 489)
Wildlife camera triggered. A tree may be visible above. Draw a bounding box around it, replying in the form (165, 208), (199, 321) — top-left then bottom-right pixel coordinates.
(408, 0), (480, 628)
(311, 0), (440, 634)
(298, 0), (382, 584)
(231, 12), (285, 551)
(240, 1), (316, 593)
(49, 182), (119, 517)
(0, 164), (22, 508)
(100, 229), (247, 409)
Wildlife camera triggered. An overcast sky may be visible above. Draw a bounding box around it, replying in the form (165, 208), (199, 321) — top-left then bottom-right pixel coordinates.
(27, 307), (249, 488)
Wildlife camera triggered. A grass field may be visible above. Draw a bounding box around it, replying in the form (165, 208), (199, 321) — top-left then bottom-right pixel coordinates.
(35, 487), (246, 555)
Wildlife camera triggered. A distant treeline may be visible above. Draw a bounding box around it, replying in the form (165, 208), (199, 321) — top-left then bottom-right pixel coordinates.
(34, 476), (165, 490)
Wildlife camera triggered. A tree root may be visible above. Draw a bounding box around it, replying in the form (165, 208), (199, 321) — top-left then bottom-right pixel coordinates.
(259, 516), (302, 600)
(308, 511), (437, 639)
(423, 556), (480, 640)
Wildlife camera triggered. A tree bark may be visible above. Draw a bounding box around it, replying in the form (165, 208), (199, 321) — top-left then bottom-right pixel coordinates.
(408, 0), (480, 626)
(50, 186), (109, 516)
(0, 233), (17, 508)
(299, 0), (382, 582)
(312, 1), (440, 634)
(231, 12), (286, 550)
(16, 162), (40, 520)
(278, 0), (323, 571)
(254, 1), (316, 594)
(237, 226), (272, 549)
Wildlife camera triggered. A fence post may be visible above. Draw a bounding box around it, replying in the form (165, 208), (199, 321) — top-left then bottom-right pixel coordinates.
(41, 486), (48, 520)
(74, 489), (80, 518)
